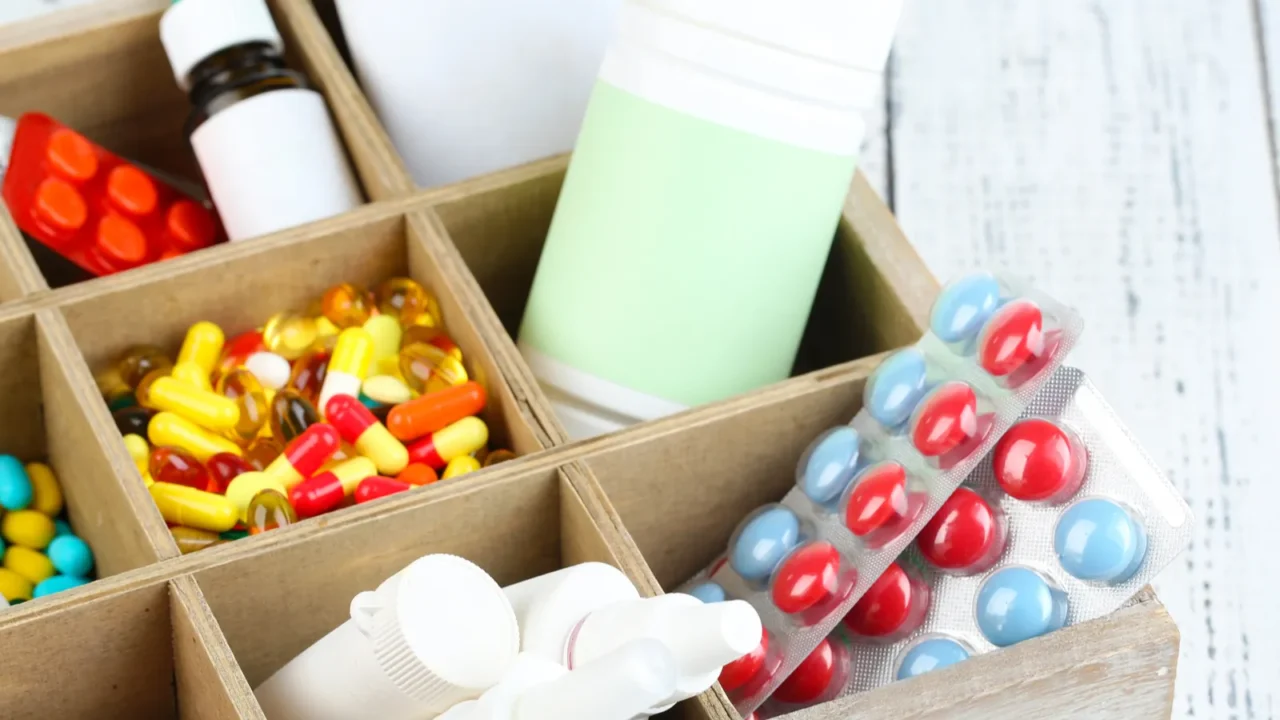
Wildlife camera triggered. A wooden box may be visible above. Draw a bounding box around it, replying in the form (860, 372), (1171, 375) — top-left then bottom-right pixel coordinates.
(0, 2), (1179, 718)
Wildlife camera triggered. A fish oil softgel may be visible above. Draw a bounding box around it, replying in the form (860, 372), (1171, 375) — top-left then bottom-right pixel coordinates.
(763, 367), (1191, 714)
(680, 272), (1083, 715)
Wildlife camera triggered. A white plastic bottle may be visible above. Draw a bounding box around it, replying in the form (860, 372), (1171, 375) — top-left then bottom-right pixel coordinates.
(253, 555), (520, 720)
(333, 0), (623, 188)
(502, 562), (640, 657)
(160, 0), (362, 241)
(439, 640), (677, 720)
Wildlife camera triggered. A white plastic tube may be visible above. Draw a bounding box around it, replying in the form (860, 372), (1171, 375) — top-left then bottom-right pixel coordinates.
(333, 0), (623, 188)
(502, 562), (639, 660)
(253, 555), (519, 720)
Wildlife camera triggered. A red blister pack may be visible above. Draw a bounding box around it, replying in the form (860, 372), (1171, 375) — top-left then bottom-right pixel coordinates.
(1, 113), (224, 277)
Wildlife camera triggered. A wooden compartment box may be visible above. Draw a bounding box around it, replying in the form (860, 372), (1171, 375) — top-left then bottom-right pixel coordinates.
(0, 2), (1181, 719)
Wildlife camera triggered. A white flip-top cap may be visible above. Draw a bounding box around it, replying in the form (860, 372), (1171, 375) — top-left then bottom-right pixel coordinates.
(569, 593), (761, 708)
(502, 562), (640, 660)
(0, 115), (16, 186)
(440, 641), (677, 720)
(160, 0), (284, 89)
(353, 554), (520, 713)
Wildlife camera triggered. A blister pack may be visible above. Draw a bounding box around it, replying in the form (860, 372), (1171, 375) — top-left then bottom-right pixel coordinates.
(752, 366), (1192, 716)
(679, 272), (1084, 716)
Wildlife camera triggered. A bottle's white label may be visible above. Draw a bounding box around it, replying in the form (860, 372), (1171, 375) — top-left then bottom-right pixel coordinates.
(190, 89), (362, 241)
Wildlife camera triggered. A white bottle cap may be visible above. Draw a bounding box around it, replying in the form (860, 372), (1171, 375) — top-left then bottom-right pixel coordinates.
(0, 114), (15, 186)
(351, 554), (521, 712)
(570, 594), (761, 707)
(502, 562), (640, 661)
(516, 639), (677, 720)
(160, 0), (285, 90)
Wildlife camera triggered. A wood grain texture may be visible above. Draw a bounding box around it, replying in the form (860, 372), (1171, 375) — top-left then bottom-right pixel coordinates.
(882, 1), (1275, 715)
(170, 576), (264, 720)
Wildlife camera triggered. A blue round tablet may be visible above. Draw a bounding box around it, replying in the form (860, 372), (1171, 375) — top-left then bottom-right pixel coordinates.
(1055, 498), (1148, 584)
(730, 506), (801, 582)
(33, 575), (90, 598)
(47, 535), (94, 578)
(931, 273), (1001, 343)
(864, 349), (929, 428)
(976, 566), (1068, 647)
(688, 581), (727, 604)
(0, 454), (32, 511)
(896, 637), (972, 680)
(797, 426), (861, 504)
(53, 519), (73, 538)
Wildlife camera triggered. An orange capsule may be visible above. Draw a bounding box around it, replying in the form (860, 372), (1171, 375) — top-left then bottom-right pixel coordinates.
(321, 283), (373, 329)
(217, 369), (269, 442)
(387, 381), (486, 441)
(397, 463), (439, 487)
(149, 446), (208, 491)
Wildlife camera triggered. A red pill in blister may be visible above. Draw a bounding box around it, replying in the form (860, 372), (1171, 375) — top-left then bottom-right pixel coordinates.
(993, 418), (1088, 503)
(843, 561), (930, 641)
(772, 637), (842, 705)
(979, 299), (1045, 377)
(917, 487), (1007, 573)
(719, 628), (768, 693)
(843, 461), (922, 548)
(910, 381), (979, 458)
(769, 541), (853, 621)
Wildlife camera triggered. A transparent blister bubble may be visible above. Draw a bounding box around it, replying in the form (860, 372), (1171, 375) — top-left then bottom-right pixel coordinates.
(811, 367), (1192, 703)
(676, 272), (1085, 717)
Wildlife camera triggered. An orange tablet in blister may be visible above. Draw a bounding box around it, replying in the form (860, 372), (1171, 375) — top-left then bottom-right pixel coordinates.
(1, 112), (225, 278)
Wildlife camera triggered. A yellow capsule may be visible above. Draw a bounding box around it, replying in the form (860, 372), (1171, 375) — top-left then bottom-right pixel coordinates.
(149, 412), (243, 462)
(143, 471), (155, 488)
(171, 361), (213, 392)
(422, 417), (488, 467)
(149, 482), (238, 533)
(399, 343), (468, 395)
(145, 376), (240, 431)
(25, 462), (62, 517)
(442, 455), (481, 480)
(319, 328), (375, 416)
(225, 472), (288, 523)
(0, 568), (33, 603)
(327, 456), (378, 495)
(362, 375), (413, 405)
(177, 321), (225, 376)
(262, 312), (319, 360)
(123, 434), (150, 476)
(4, 546), (54, 585)
(169, 526), (222, 555)
(363, 315), (402, 376)
(2, 510), (56, 550)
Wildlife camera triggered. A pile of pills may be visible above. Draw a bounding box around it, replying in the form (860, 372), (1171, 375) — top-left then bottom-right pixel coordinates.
(96, 277), (515, 554)
(0, 456), (96, 604)
(679, 272), (1082, 716)
(750, 368), (1191, 710)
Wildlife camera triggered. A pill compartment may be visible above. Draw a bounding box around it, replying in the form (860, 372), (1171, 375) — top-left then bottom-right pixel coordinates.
(0, 574), (254, 719)
(0, 311), (170, 601)
(0, 0), (384, 289)
(59, 205), (547, 554)
(189, 460), (720, 720)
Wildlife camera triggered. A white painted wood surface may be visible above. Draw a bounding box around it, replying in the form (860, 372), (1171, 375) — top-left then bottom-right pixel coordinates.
(1, 0), (1272, 718)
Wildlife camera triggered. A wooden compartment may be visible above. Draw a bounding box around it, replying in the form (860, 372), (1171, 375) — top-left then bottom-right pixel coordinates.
(0, 0), (394, 291)
(188, 463), (716, 719)
(55, 205), (546, 555)
(0, 573), (253, 719)
(577, 359), (1181, 719)
(0, 309), (169, 595)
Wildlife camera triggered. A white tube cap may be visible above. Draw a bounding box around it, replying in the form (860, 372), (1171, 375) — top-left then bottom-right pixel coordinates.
(351, 554), (520, 713)
(160, 0), (284, 89)
(570, 594), (761, 706)
(502, 562), (639, 660)
(516, 639), (677, 720)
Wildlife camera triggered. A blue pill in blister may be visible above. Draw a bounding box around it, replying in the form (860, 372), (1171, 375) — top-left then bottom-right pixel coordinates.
(33, 575), (90, 598)
(688, 581), (727, 604)
(1055, 498), (1148, 584)
(47, 535), (94, 578)
(0, 455), (32, 511)
(730, 506), (801, 582)
(975, 566), (1068, 647)
(931, 273), (1001, 343)
(864, 349), (929, 428)
(896, 637), (972, 680)
(798, 426), (861, 504)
